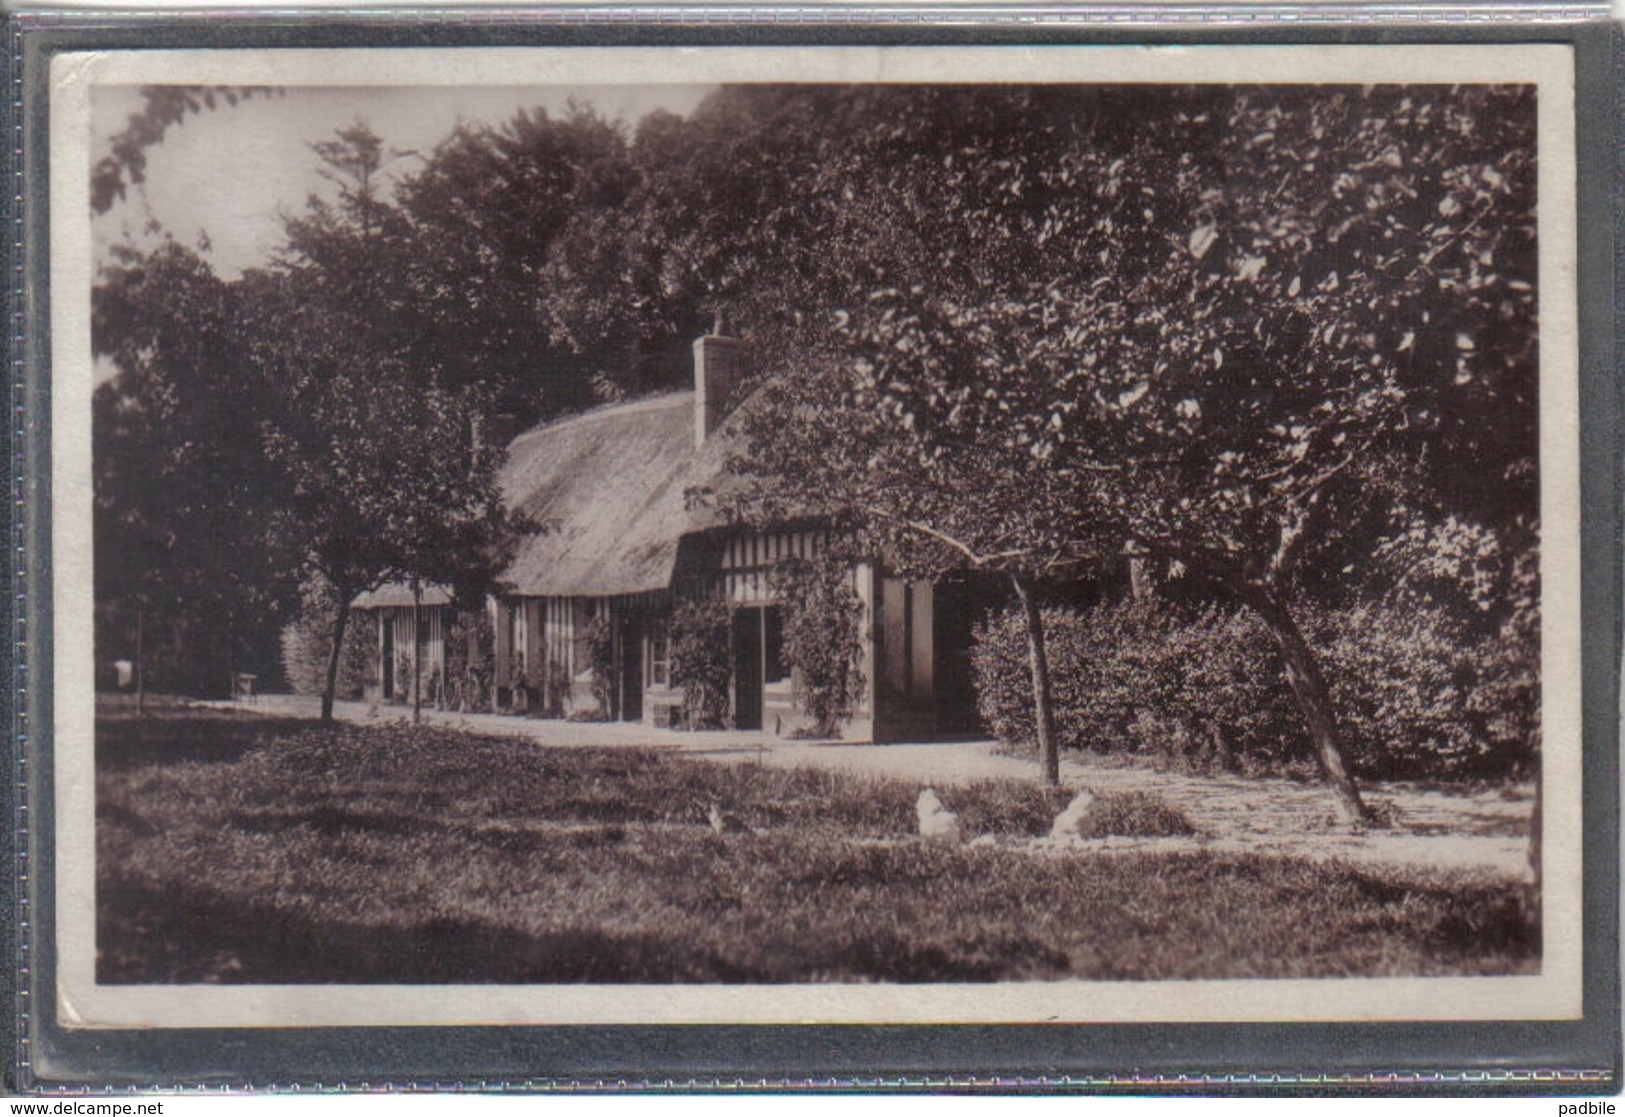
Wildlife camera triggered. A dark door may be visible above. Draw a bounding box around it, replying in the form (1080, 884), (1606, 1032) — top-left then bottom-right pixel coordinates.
(731, 607), (763, 730)
(934, 577), (986, 736)
(620, 614), (644, 723)
(381, 614), (395, 699)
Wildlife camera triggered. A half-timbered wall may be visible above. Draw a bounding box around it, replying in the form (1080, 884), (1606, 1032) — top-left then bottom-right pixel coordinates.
(490, 598), (514, 687)
(871, 573), (934, 741)
(358, 529), (943, 740)
(720, 529), (831, 603)
(712, 530), (888, 738)
(376, 605), (446, 703)
(542, 597), (575, 687)
(521, 599), (543, 690)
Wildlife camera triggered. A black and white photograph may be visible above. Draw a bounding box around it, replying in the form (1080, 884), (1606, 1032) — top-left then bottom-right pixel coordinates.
(49, 44), (1582, 1028)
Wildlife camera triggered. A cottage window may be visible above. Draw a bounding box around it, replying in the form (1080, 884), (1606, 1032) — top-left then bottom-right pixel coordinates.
(649, 620), (670, 688)
(901, 584), (914, 696)
(763, 605), (787, 683)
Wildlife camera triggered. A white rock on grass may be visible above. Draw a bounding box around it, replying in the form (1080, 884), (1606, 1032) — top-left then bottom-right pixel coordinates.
(707, 802), (750, 835)
(916, 788), (962, 843)
(1049, 789), (1099, 840)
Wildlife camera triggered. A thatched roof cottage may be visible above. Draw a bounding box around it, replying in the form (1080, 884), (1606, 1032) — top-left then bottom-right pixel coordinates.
(354, 329), (982, 742)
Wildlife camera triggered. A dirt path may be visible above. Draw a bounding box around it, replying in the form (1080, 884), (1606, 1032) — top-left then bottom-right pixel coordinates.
(253, 695), (1535, 880)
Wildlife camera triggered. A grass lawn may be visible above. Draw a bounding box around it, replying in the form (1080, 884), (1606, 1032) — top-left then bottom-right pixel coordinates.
(97, 705), (1537, 984)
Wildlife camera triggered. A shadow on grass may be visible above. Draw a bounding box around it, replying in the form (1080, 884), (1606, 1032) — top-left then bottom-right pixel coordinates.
(225, 804), (427, 839)
(1429, 893), (1540, 960)
(98, 711), (316, 771)
(96, 846), (1537, 985)
(97, 877), (1084, 985)
(97, 879), (753, 985)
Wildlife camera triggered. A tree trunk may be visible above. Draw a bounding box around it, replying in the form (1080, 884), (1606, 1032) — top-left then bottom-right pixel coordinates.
(321, 595), (352, 724)
(1235, 584), (1370, 825)
(412, 580), (423, 725)
(465, 618), (478, 713)
(1129, 556), (1153, 601)
(134, 604), (145, 719)
(1526, 766), (1542, 924)
(1012, 573), (1060, 787)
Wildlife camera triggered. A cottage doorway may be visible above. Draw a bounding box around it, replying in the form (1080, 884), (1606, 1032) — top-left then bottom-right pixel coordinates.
(619, 614), (644, 723)
(933, 576), (990, 737)
(731, 607), (763, 730)
(381, 615), (395, 699)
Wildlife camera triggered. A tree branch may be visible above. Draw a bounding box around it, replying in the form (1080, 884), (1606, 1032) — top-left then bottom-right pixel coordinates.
(859, 505), (1031, 569)
(1267, 501), (1311, 587)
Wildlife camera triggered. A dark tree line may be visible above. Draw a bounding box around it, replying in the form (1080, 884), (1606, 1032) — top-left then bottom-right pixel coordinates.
(95, 125), (528, 717)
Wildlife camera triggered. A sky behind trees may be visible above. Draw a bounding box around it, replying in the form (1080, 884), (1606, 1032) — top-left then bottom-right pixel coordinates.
(91, 83), (713, 282)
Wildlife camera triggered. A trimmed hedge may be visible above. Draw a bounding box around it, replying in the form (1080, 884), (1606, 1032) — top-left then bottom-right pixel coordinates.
(972, 597), (1536, 781)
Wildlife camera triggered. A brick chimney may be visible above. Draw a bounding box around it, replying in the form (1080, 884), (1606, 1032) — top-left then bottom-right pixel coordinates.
(693, 314), (749, 448)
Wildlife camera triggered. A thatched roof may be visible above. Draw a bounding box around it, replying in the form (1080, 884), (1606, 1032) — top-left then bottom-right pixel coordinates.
(352, 583), (454, 609)
(498, 391), (736, 598)
(354, 389), (749, 610)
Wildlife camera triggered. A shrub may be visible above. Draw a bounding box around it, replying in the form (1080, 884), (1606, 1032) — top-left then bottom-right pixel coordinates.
(1311, 602), (1487, 780)
(771, 555), (866, 737)
(1071, 792), (1196, 838)
(972, 596), (1534, 781)
(584, 612), (616, 718)
(443, 609), (494, 713)
(280, 576), (371, 699)
(543, 661), (570, 718)
(1362, 516), (1540, 778)
(669, 597), (733, 729)
(947, 782), (1074, 837)
(972, 600), (1294, 773)
(1464, 546), (1541, 778)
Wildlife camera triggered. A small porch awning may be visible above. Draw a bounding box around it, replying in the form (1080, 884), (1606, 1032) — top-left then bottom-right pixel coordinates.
(351, 584), (454, 610)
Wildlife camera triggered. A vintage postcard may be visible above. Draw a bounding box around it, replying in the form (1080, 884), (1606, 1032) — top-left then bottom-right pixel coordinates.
(47, 42), (1582, 1029)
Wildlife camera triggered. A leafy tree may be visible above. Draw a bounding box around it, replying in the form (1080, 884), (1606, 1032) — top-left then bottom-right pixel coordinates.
(732, 365), (1104, 783)
(705, 87), (1130, 784)
(281, 573), (371, 699)
(92, 242), (296, 697)
(393, 106), (670, 422)
(843, 85), (1536, 821)
(266, 125), (526, 720)
(584, 611), (617, 718)
(650, 84), (1538, 814)
(95, 123), (522, 719)
(276, 123), (420, 333)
